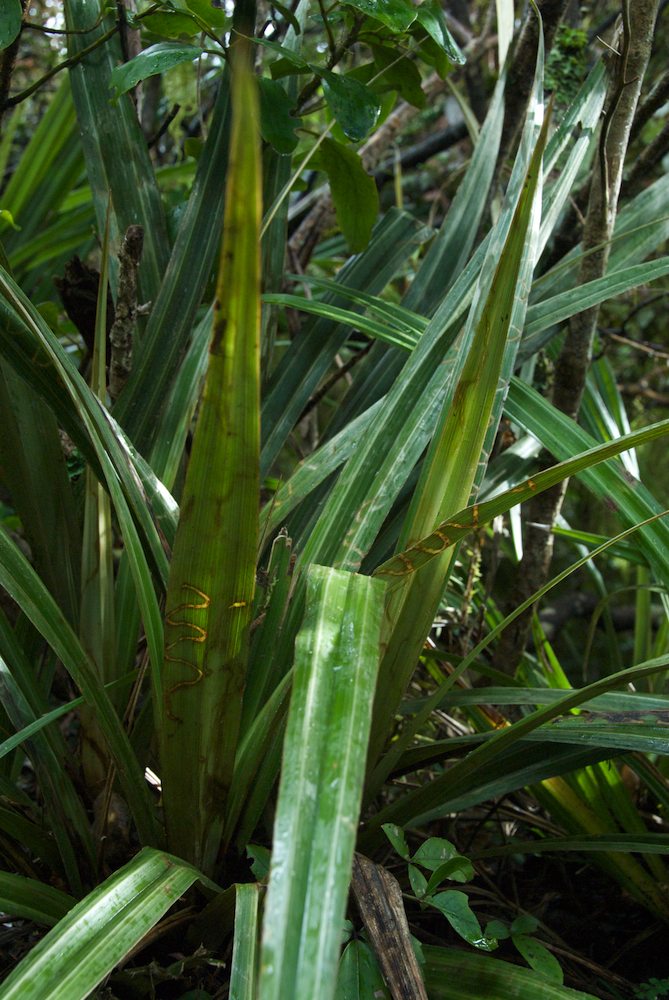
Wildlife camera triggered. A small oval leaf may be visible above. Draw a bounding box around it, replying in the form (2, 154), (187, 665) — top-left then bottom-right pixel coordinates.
(184, 0), (228, 30)
(512, 934), (564, 985)
(424, 855), (475, 893)
(408, 863), (428, 900)
(320, 69), (381, 142)
(382, 822), (411, 860)
(412, 836), (458, 871)
(336, 940), (390, 999)
(430, 890), (498, 951)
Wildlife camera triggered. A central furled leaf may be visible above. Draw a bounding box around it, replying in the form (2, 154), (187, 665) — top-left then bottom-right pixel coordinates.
(158, 45), (261, 874)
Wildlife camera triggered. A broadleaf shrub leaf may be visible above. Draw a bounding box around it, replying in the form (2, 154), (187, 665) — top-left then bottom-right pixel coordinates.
(424, 856), (475, 893)
(316, 138), (378, 252)
(184, 0), (228, 29)
(320, 69), (381, 142)
(408, 863), (428, 899)
(512, 934), (564, 984)
(371, 45), (426, 107)
(382, 822), (410, 859)
(412, 837), (459, 871)
(430, 890), (497, 951)
(337, 940), (389, 998)
(340, 0), (417, 32)
(0, 0), (21, 51)
(141, 12), (201, 38)
(109, 43), (203, 99)
(415, 1), (466, 64)
(258, 77), (301, 153)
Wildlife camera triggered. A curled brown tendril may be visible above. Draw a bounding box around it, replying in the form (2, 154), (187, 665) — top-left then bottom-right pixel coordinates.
(164, 584), (211, 722)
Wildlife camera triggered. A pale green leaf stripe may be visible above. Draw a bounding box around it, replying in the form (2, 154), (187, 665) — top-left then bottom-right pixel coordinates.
(260, 208), (430, 476)
(531, 174), (669, 307)
(284, 272), (429, 331)
(0, 872), (75, 927)
(270, 254), (669, 360)
(114, 75), (232, 457)
(0, 849), (203, 1000)
(524, 256), (669, 341)
(0, 673), (136, 761)
(423, 946), (598, 1000)
(262, 293), (417, 350)
(371, 72), (547, 756)
(436, 687), (669, 713)
(230, 883), (261, 1000)
(522, 721), (669, 755)
(368, 508), (669, 802)
(323, 52), (603, 443)
(403, 66), (506, 310)
(0, 530), (159, 846)
(477, 833), (669, 857)
(0, 79), (77, 245)
(394, 745), (610, 820)
(0, 267), (166, 690)
(369, 657), (669, 832)
(64, 0), (170, 304)
(259, 566), (385, 1000)
(260, 401), (381, 539)
(537, 61), (606, 248)
(373, 413), (669, 581)
(505, 378), (669, 579)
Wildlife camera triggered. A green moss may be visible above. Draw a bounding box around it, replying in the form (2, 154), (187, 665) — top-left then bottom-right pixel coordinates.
(545, 25), (589, 108)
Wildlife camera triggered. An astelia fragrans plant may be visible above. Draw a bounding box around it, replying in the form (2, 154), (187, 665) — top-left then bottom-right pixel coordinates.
(0, 1), (668, 998)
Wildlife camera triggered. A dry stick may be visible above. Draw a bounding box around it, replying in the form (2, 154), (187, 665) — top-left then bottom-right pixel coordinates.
(351, 853), (429, 1000)
(493, 0), (662, 674)
(108, 225), (144, 404)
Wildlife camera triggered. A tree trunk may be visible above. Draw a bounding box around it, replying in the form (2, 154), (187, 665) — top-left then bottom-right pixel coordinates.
(493, 0), (661, 674)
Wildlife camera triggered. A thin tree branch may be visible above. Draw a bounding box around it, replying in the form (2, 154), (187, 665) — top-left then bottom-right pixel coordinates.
(2, 22), (119, 110)
(493, 0), (661, 674)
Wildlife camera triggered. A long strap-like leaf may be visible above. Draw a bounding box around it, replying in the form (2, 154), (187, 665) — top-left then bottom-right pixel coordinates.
(158, 46), (261, 874)
(258, 566), (385, 1000)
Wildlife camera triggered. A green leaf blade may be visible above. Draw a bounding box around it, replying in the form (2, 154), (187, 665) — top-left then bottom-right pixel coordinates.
(158, 49), (261, 874)
(0, 1), (21, 51)
(340, 0), (417, 32)
(258, 566), (385, 1000)
(0, 849), (202, 1000)
(317, 138), (379, 252)
(320, 70), (381, 141)
(0, 872), (75, 927)
(109, 42), (204, 99)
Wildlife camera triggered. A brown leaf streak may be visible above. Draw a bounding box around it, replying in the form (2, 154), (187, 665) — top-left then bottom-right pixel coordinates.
(381, 553), (415, 577)
(164, 584), (211, 722)
(445, 521), (467, 532)
(420, 531), (450, 556)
